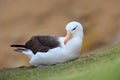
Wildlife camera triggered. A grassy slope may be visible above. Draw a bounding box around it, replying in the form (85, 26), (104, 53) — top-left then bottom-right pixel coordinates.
(0, 45), (120, 80)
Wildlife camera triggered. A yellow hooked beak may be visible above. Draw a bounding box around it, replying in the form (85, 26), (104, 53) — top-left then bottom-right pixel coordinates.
(64, 31), (72, 45)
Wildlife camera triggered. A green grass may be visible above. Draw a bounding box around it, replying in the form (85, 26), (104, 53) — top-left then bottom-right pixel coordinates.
(0, 44), (120, 80)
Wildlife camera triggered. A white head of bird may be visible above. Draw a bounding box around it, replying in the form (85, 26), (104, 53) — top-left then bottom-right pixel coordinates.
(64, 21), (83, 45)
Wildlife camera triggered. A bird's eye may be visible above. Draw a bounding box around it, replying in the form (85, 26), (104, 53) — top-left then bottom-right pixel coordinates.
(72, 25), (77, 31)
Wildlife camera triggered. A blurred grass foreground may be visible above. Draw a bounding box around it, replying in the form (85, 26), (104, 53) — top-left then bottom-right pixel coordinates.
(0, 0), (120, 68)
(0, 44), (120, 80)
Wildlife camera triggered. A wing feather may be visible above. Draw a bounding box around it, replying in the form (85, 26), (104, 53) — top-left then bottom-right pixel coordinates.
(25, 36), (60, 54)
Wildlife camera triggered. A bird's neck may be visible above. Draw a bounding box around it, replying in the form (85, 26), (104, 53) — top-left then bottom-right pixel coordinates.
(71, 37), (83, 48)
(65, 32), (83, 54)
(73, 30), (84, 39)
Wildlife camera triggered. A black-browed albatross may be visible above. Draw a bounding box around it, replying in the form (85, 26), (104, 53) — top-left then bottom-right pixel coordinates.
(11, 21), (84, 67)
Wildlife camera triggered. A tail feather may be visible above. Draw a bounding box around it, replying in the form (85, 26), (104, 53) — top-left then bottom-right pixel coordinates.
(10, 45), (27, 48)
(11, 45), (34, 59)
(14, 48), (28, 52)
(14, 48), (34, 59)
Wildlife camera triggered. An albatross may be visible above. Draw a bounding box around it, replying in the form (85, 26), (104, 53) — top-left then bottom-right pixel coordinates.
(11, 21), (84, 67)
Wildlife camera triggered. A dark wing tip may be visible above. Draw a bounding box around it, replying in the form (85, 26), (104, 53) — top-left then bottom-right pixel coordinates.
(10, 45), (15, 47)
(10, 45), (26, 48)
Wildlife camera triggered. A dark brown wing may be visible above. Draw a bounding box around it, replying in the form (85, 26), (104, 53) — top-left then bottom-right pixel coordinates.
(25, 36), (60, 54)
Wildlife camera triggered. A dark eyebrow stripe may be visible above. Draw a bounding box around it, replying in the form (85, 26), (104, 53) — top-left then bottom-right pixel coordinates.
(72, 25), (78, 31)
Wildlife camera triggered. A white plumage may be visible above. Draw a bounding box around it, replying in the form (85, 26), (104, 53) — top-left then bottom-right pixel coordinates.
(12, 21), (84, 67)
